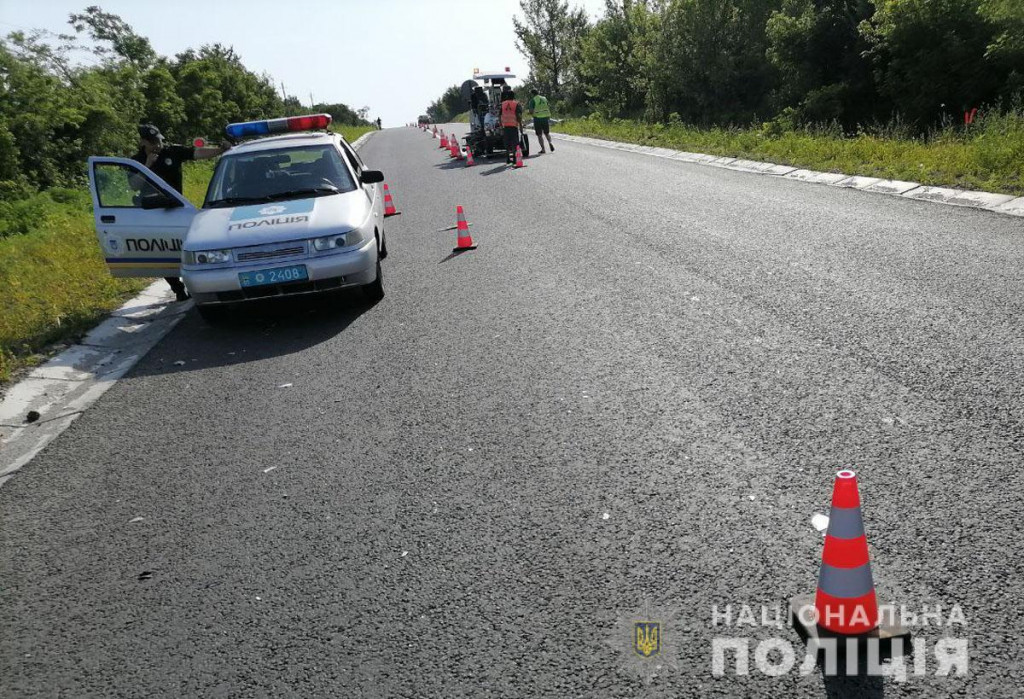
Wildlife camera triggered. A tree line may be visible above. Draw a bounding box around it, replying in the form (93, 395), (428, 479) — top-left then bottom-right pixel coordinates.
(0, 6), (369, 195)
(504, 0), (1023, 130)
(427, 85), (465, 124)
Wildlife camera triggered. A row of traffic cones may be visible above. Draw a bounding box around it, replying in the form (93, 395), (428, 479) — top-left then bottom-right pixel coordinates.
(431, 125), (524, 169)
(423, 126), (478, 252)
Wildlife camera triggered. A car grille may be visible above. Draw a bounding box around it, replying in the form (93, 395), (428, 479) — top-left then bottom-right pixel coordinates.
(235, 244), (306, 263)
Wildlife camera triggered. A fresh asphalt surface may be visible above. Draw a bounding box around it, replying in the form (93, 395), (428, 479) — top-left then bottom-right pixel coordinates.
(2, 125), (1022, 698)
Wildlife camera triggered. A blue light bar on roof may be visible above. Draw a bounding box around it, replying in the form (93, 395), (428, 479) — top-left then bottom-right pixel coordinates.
(225, 114), (332, 140)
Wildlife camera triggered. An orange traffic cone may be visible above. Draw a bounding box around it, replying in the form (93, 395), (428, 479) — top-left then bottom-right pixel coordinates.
(815, 470), (877, 634)
(452, 205), (476, 252)
(513, 144), (526, 169)
(440, 131), (448, 149)
(790, 470), (909, 655)
(449, 138), (459, 158)
(465, 147), (475, 167)
(382, 183), (400, 218)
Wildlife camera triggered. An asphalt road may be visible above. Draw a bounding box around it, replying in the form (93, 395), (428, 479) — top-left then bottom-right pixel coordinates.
(2, 125), (1022, 698)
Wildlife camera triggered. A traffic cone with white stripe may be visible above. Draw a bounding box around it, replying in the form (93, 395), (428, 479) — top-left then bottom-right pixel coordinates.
(815, 470), (877, 634)
(790, 470), (909, 655)
(513, 144), (526, 169)
(383, 183), (399, 218)
(465, 147), (475, 167)
(452, 205), (476, 252)
(440, 131), (448, 149)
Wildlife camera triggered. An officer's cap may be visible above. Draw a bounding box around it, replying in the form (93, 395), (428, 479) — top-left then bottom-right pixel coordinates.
(138, 124), (163, 142)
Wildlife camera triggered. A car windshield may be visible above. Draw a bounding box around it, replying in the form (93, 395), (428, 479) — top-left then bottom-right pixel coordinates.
(204, 143), (356, 207)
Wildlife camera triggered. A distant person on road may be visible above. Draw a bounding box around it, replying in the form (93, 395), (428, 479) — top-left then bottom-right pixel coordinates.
(527, 88), (554, 154)
(500, 89), (523, 165)
(376, 117), (382, 130)
(132, 123), (226, 301)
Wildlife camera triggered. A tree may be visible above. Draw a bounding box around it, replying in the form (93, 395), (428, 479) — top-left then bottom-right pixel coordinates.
(579, 1), (661, 118)
(315, 103), (369, 127)
(1, 9), (366, 193)
(980, 0), (1024, 95)
(513, 0), (590, 105)
(861, 0), (998, 126)
(651, 0), (779, 124)
(426, 85), (464, 123)
(171, 44), (284, 137)
(69, 5), (156, 68)
(766, 0), (876, 125)
(141, 62), (186, 138)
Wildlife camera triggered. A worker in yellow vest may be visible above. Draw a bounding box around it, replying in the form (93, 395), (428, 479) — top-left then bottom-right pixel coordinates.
(527, 88), (555, 154)
(500, 90), (524, 165)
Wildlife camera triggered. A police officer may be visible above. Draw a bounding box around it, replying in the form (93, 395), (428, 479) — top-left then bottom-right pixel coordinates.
(132, 124), (226, 301)
(500, 89), (524, 165)
(527, 88), (554, 154)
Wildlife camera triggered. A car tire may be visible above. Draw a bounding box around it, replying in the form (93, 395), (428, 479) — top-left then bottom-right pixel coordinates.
(520, 132), (530, 157)
(363, 258), (384, 303)
(197, 304), (229, 324)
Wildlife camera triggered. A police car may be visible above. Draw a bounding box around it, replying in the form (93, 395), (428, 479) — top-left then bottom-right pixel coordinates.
(87, 114), (388, 321)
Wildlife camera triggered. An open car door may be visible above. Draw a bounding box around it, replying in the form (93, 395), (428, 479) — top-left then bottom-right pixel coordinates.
(87, 157), (197, 278)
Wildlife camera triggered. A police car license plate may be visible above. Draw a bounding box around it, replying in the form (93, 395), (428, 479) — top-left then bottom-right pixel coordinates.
(238, 264), (308, 287)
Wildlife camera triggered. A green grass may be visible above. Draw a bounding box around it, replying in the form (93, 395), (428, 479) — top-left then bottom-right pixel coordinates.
(553, 112), (1024, 196)
(451, 112), (471, 124)
(334, 125), (376, 142)
(0, 160), (216, 386)
(0, 188), (149, 384)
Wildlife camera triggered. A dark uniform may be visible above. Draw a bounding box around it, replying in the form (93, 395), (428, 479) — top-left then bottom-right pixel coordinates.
(131, 144), (195, 195)
(132, 124), (194, 299)
(471, 86), (489, 132)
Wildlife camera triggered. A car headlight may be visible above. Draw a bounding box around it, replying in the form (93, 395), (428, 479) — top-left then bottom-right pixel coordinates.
(312, 230), (364, 251)
(184, 249), (232, 264)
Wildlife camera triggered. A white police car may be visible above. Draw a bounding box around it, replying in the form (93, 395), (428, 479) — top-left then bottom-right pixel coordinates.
(87, 114), (388, 321)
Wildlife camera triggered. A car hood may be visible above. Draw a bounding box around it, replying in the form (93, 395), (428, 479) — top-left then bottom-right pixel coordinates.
(184, 191), (370, 250)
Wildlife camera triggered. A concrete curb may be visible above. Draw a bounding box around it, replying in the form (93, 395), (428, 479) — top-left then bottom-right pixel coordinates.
(350, 131), (375, 150)
(0, 281), (191, 487)
(551, 133), (1024, 218)
(0, 130), (380, 488)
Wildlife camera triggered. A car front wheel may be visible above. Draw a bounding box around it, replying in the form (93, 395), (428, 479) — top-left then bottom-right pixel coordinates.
(363, 258), (384, 303)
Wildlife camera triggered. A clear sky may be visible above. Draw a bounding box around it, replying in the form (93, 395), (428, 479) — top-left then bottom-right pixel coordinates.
(1, 0), (608, 127)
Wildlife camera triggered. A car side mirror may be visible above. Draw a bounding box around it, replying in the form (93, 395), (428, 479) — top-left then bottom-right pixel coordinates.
(140, 192), (184, 210)
(360, 170), (384, 184)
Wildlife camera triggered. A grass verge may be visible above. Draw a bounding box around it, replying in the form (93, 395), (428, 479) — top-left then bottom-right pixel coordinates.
(335, 125), (376, 142)
(0, 189), (148, 384)
(553, 112), (1024, 196)
(0, 161), (215, 386)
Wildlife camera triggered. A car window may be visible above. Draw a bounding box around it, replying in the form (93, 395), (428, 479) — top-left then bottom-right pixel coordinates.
(338, 141), (364, 175)
(94, 162), (166, 208)
(204, 144), (356, 206)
